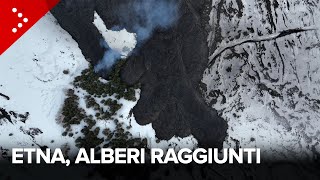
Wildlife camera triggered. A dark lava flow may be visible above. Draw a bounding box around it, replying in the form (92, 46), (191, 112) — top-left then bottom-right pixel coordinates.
(51, 0), (227, 148)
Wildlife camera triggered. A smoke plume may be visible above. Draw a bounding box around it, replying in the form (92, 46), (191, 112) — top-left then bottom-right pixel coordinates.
(95, 0), (180, 73)
(94, 40), (122, 72)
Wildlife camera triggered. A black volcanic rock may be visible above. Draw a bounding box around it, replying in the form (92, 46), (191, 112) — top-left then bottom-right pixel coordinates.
(51, 0), (227, 148)
(51, 0), (105, 63)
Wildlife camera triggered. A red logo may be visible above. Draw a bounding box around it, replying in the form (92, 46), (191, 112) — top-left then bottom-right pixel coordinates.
(0, 0), (60, 55)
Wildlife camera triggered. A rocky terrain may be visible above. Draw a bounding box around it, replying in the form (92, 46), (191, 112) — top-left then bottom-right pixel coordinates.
(51, 0), (228, 148)
(119, 0), (227, 148)
(2, 0), (320, 162)
(0, 11), (197, 159)
(1, 0), (320, 179)
(51, 0), (320, 159)
(203, 0), (320, 160)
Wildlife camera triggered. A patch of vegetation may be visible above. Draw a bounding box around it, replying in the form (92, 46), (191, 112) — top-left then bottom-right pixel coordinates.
(103, 121), (148, 149)
(74, 60), (138, 101)
(75, 126), (104, 149)
(102, 99), (122, 116)
(60, 60), (145, 150)
(61, 89), (86, 130)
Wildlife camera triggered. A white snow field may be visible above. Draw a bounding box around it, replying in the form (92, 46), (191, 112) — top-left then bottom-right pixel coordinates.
(203, 0), (320, 160)
(0, 13), (88, 156)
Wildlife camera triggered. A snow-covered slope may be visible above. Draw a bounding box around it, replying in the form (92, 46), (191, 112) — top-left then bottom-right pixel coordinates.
(0, 13), (88, 156)
(203, 0), (320, 160)
(0, 12), (197, 159)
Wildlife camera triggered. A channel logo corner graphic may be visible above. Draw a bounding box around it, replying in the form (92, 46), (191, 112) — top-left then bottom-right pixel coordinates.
(0, 0), (60, 55)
